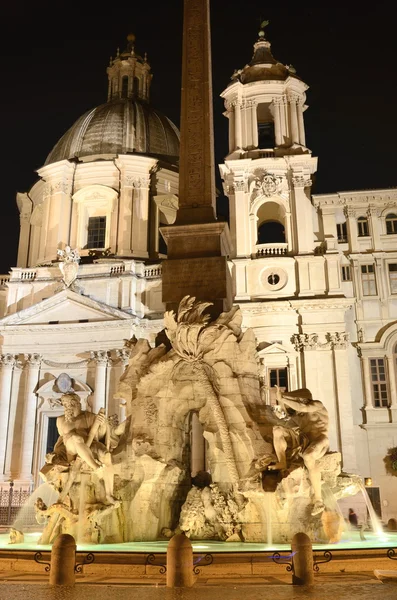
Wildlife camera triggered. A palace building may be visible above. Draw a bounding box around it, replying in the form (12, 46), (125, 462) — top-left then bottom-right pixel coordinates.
(0, 30), (396, 522)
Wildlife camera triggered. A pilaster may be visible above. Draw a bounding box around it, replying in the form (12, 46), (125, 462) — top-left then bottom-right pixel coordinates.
(90, 351), (110, 414)
(0, 355), (17, 479)
(19, 354), (42, 482)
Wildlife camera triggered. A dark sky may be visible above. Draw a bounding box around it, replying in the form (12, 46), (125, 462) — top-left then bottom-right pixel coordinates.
(0, 0), (396, 274)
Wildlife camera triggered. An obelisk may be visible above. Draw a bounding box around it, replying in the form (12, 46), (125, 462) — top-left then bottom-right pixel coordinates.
(161, 0), (232, 316)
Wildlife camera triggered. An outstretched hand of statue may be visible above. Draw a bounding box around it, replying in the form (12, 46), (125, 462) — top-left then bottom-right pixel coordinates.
(274, 385), (283, 404)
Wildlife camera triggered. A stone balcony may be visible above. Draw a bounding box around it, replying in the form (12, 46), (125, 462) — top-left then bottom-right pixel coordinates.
(254, 243), (288, 258)
(6, 260), (163, 284)
(0, 276), (10, 288)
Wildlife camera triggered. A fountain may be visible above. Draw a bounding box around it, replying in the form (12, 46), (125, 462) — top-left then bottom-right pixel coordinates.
(2, 296), (381, 552)
(0, 1), (394, 577)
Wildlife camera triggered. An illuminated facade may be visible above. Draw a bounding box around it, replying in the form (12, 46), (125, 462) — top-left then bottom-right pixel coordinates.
(0, 29), (396, 523)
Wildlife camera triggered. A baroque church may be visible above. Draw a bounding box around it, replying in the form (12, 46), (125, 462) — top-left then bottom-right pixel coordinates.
(1, 29), (397, 523)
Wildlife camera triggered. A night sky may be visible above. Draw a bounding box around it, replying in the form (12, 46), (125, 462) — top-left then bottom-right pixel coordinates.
(0, 0), (395, 274)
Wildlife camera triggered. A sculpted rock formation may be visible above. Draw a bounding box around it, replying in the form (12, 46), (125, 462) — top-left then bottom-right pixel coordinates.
(34, 296), (359, 545)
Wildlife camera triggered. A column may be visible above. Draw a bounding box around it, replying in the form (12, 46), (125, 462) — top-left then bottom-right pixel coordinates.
(331, 334), (357, 471)
(289, 95), (300, 145)
(344, 206), (359, 252)
(250, 101), (258, 148)
(16, 195), (32, 268)
(20, 354), (42, 482)
(90, 351), (109, 414)
(0, 355), (16, 479)
(281, 95), (289, 144)
(368, 206), (381, 251)
(131, 177), (150, 258)
(292, 176), (314, 254)
(297, 101), (306, 147)
(272, 98), (282, 146)
(362, 354), (378, 424)
(228, 105), (235, 154)
(234, 101), (242, 149)
(240, 100), (247, 149)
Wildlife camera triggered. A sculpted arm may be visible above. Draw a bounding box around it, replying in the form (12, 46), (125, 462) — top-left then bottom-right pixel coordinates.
(281, 397), (322, 413)
(275, 386), (322, 413)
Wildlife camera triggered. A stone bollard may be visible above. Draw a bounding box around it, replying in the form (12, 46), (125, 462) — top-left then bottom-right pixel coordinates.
(49, 534), (76, 586)
(291, 532), (314, 586)
(166, 533), (194, 588)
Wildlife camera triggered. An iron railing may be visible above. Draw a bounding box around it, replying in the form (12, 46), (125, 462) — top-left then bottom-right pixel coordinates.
(0, 482), (34, 528)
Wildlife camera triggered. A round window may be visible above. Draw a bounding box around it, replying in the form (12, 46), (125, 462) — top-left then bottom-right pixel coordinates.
(261, 267), (288, 291)
(268, 273), (280, 286)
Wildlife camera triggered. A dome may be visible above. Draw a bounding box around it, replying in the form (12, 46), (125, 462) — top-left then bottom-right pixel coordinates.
(45, 98), (180, 166)
(231, 39), (300, 85)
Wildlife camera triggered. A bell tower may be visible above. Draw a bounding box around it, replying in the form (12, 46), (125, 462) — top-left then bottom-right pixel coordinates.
(219, 22), (320, 299)
(222, 22), (310, 158)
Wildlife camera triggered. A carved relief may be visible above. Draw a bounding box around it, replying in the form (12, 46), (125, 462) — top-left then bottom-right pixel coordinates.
(57, 246), (81, 290)
(326, 332), (350, 350)
(116, 348), (131, 366)
(250, 171), (284, 203)
(292, 332), (350, 352)
(0, 354), (17, 368)
(292, 176), (312, 188)
(24, 353), (42, 367)
(91, 350), (110, 365)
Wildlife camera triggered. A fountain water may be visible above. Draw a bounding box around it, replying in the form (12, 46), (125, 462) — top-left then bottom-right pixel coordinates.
(355, 478), (385, 539)
(10, 482), (58, 534)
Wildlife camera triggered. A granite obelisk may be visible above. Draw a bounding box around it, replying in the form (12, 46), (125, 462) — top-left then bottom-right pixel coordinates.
(161, 0), (232, 315)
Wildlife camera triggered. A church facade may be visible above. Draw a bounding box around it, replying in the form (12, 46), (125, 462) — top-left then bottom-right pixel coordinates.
(1, 31), (396, 523)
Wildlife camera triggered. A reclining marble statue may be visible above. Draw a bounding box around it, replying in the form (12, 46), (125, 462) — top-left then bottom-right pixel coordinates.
(32, 296), (359, 545)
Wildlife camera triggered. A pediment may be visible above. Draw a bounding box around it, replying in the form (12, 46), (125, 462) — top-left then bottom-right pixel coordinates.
(257, 342), (288, 356)
(0, 289), (131, 326)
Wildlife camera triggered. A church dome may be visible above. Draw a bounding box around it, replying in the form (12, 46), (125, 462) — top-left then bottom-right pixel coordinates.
(45, 97), (180, 166)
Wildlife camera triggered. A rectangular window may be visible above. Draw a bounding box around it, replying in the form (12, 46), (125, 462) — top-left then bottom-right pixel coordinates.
(361, 264), (377, 296)
(389, 264), (397, 294)
(341, 266), (351, 281)
(46, 417), (60, 454)
(370, 358), (389, 407)
(87, 216), (106, 249)
(337, 222), (348, 243)
(268, 368), (288, 405)
(358, 218), (369, 237)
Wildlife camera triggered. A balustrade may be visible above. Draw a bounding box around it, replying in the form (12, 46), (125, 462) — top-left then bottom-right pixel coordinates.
(255, 243), (288, 258)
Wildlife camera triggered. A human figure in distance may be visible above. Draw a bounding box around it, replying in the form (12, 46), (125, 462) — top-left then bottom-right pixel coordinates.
(54, 392), (117, 504)
(348, 507), (359, 528)
(268, 386), (329, 516)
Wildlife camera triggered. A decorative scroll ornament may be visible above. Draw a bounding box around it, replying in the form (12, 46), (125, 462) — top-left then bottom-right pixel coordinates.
(57, 246), (81, 291)
(257, 173), (283, 198)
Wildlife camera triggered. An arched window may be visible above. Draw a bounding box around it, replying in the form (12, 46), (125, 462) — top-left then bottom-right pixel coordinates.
(133, 77), (140, 97)
(357, 216), (369, 237)
(257, 221), (285, 244)
(386, 213), (397, 235)
(257, 103), (275, 149)
(121, 76), (129, 99)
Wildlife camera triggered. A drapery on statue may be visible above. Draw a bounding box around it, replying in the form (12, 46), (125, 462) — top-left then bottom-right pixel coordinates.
(267, 386), (329, 516)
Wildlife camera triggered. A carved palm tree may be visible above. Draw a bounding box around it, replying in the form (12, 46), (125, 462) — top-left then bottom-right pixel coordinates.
(165, 296), (240, 483)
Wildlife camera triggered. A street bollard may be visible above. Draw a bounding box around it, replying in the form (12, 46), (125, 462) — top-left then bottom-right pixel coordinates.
(291, 532), (314, 585)
(49, 533), (76, 586)
(166, 532), (194, 588)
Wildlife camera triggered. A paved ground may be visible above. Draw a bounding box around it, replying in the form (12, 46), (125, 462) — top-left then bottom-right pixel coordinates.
(1, 576), (397, 600)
